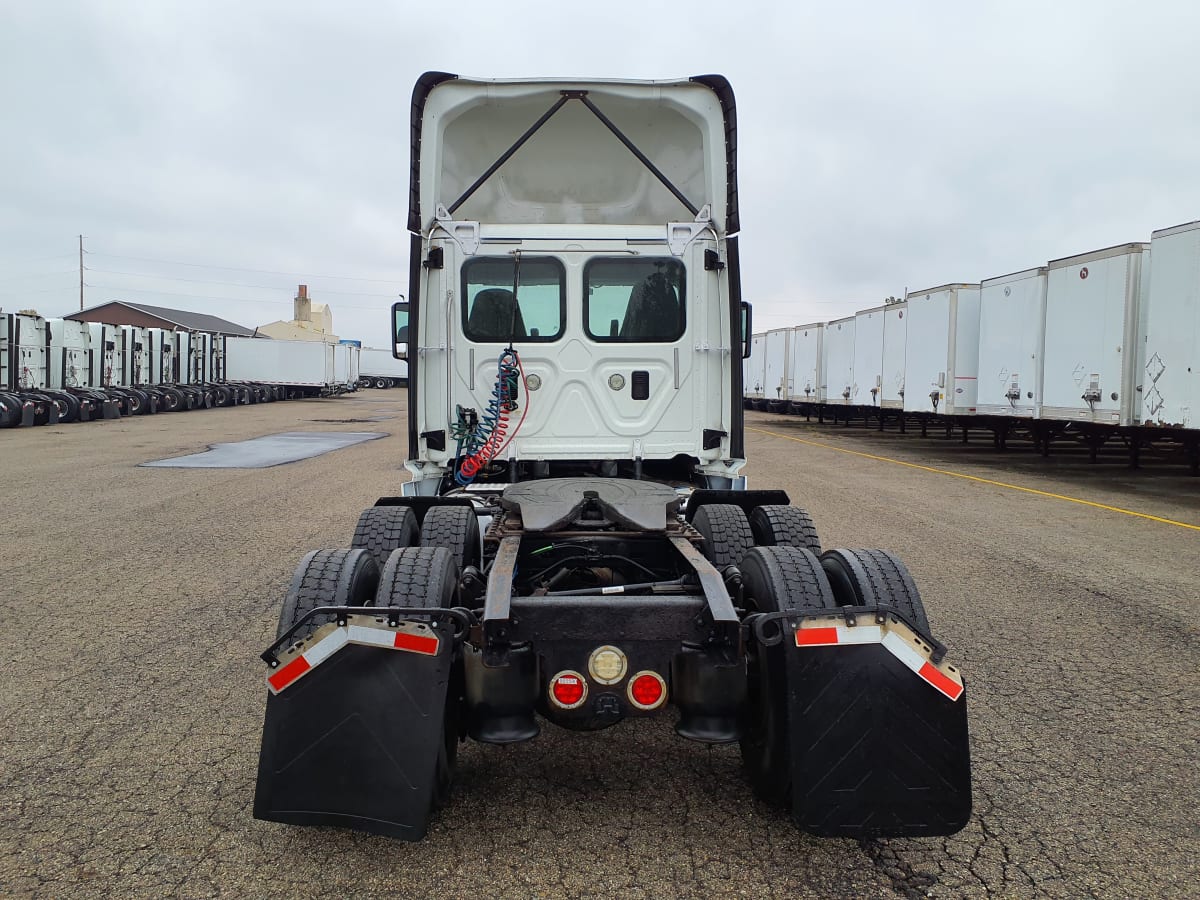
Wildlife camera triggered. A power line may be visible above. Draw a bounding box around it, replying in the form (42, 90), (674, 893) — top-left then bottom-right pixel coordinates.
(88, 250), (404, 284)
(0, 284), (79, 297)
(0, 269), (79, 285)
(86, 267), (398, 298)
(0, 252), (76, 266)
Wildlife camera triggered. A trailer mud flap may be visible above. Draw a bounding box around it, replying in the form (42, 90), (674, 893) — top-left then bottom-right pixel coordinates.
(254, 622), (453, 840)
(787, 622), (971, 837)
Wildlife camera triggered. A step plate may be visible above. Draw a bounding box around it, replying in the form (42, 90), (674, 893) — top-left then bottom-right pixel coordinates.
(787, 644), (971, 837)
(254, 641), (451, 840)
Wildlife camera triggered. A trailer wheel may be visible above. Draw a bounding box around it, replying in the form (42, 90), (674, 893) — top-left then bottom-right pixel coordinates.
(739, 545), (836, 804)
(276, 548), (380, 643)
(352, 506), (419, 569)
(749, 505), (820, 553)
(374, 377), (388, 389)
(819, 548), (931, 637)
(693, 504), (755, 568)
(376, 546), (461, 808)
(420, 505), (481, 573)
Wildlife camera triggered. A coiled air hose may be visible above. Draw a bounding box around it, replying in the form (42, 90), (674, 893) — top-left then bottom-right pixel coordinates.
(455, 348), (528, 484)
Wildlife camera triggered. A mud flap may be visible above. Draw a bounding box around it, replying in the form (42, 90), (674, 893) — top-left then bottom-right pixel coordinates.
(254, 637), (453, 840)
(787, 643), (971, 837)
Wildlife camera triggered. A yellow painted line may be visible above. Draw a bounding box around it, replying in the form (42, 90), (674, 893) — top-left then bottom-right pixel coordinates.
(747, 426), (1200, 533)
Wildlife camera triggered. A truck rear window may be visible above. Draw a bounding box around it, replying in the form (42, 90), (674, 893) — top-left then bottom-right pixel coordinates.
(584, 258), (686, 342)
(462, 257), (565, 343)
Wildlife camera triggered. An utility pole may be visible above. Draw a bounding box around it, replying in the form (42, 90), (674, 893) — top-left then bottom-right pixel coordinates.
(78, 235), (84, 311)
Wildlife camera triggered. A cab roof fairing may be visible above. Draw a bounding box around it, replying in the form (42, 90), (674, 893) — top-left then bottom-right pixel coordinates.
(407, 73), (739, 238)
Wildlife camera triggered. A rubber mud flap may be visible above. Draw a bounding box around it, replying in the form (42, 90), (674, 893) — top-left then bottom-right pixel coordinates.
(254, 638), (453, 840)
(787, 644), (971, 837)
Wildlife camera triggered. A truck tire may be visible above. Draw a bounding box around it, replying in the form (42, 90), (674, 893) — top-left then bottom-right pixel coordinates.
(420, 505), (481, 573)
(0, 393), (21, 428)
(276, 548), (380, 642)
(374, 377), (388, 389)
(159, 387), (183, 411)
(819, 548), (931, 637)
(352, 506), (419, 569)
(749, 505), (820, 553)
(693, 504), (755, 569)
(376, 546), (460, 808)
(43, 391), (80, 423)
(739, 545), (836, 804)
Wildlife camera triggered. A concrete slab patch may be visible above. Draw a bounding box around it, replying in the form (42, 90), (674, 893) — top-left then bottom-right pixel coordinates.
(142, 431), (387, 469)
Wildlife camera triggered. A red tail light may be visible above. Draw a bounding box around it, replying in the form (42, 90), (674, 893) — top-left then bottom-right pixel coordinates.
(549, 670), (587, 709)
(627, 671), (667, 710)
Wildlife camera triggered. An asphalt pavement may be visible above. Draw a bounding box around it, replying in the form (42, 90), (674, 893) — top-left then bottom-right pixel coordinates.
(1, 396), (1196, 898)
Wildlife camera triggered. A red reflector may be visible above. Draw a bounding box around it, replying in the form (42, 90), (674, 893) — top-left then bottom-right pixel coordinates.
(629, 672), (665, 709)
(919, 661), (964, 701)
(393, 630), (439, 655)
(796, 627), (839, 646)
(551, 673), (586, 708)
(268, 654), (311, 692)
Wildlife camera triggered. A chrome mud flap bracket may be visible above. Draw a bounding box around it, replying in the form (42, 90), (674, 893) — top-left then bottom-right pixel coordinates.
(755, 608), (972, 837)
(253, 609), (466, 840)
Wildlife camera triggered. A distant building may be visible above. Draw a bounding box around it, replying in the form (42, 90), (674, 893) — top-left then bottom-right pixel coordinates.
(256, 285), (339, 343)
(67, 301), (255, 337)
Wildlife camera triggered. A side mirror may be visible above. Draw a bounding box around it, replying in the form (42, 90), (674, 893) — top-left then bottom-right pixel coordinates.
(740, 302), (752, 359)
(392, 299), (409, 360)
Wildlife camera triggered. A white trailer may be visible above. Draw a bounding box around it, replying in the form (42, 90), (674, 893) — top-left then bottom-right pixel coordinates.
(225, 337), (340, 395)
(852, 306), (885, 406)
(977, 268), (1048, 418)
(744, 333), (767, 400)
(762, 327), (790, 403)
(902, 284), (981, 415)
(821, 315), (855, 404)
(1042, 243), (1149, 425)
(881, 303), (907, 409)
(359, 347), (409, 388)
(786, 323), (824, 402)
(1140, 221), (1200, 428)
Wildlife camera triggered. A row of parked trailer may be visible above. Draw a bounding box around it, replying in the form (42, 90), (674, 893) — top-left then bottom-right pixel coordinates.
(0, 312), (361, 428)
(745, 220), (1200, 464)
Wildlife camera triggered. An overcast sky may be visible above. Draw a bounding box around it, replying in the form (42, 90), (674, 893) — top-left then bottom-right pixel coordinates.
(3, 1), (1199, 343)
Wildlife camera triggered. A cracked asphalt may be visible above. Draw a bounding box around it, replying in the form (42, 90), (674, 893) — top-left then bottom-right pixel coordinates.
(1, 396), (1197, 898)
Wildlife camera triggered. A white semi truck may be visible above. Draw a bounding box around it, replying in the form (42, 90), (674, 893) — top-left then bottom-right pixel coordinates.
(254, 73), (972, 842)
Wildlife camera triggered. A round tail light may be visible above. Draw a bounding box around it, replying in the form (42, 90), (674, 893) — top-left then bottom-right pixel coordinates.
(549, 670), (588, 709)
(627, 671), (667, 710)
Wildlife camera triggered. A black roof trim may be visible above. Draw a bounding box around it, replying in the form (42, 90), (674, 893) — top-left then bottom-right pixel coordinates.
(689, 74), (739, 234)
(408, 71), (458, 234)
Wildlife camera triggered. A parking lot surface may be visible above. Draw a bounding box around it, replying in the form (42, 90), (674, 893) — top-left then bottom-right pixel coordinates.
(1, 397), (1196, 898)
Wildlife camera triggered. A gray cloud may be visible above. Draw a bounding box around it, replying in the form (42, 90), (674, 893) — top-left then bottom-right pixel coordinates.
(3, 1), (1198, 342)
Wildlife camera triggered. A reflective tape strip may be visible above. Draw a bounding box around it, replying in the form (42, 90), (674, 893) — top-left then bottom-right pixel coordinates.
(794, 624), (882, 646)
(267, 654), (311, 693)
(795, 621), (964, 702)
(267, 621), (441, 694)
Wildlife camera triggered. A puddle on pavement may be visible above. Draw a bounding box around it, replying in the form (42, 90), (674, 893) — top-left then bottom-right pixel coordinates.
(141, 431), (387, 469)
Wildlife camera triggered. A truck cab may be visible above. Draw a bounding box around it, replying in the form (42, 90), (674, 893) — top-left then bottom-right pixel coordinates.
(394, 74), (748, 493)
